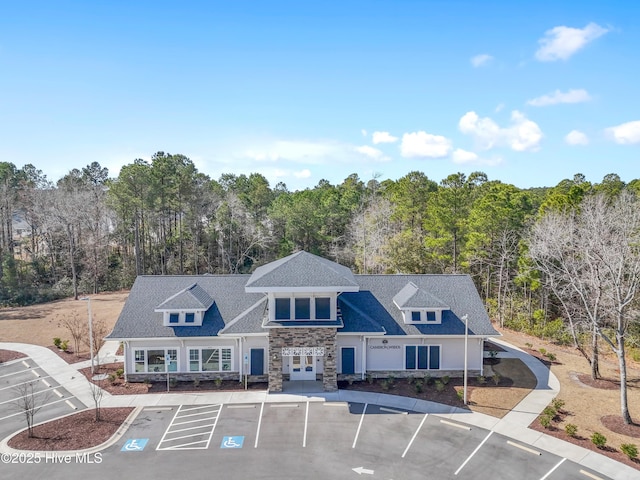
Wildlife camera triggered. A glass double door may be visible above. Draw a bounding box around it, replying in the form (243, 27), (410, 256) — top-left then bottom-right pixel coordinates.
(290, 355), (315, 380)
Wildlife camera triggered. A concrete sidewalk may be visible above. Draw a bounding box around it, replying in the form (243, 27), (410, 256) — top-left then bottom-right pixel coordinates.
(1, 341), (637, 480)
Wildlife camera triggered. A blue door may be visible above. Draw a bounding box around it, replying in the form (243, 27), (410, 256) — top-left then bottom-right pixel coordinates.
(250, 348), (264, 375)
(341, 347), (355, 375)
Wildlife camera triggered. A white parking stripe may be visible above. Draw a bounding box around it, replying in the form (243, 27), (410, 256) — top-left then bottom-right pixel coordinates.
(0, 397), (73, 421)
(0, 369), (36, 380)
(0, 386), (54, 406)
(156, 404), (222, 451)
(255, 402), (264, 448)
(0, 376), (52, 392)
(352, 403), (368, 449)
(454, 430), (493, 475)
(303, 401), (309, 447)
(402, 413), (428, 458)
(540, 458), (566, 480)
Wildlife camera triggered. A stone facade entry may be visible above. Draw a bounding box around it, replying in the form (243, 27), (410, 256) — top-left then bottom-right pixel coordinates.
(268, 327), (338, 392)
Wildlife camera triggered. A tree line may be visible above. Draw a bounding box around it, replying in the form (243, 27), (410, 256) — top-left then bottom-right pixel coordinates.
(0, 153), (638, 422)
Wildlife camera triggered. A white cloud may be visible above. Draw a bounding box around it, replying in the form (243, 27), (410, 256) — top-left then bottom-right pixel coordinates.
(356, 145), (385, 159)
(535, 22), (608, 62)
(527, 89), (591, 107)
(451, 149), (503, 166)
(452, 149), (478, 163)
(605, 121), (640, 144)
(241, 138), (390, 167)
(459, 110), (543, 152)
(294, 169), (312, 178)
(495, 103), (505, 113)
(565, 130), (589, 146)
(471, 54), (493, 67)
(400, 131), (452, 159)
(372, 131), (398, 144)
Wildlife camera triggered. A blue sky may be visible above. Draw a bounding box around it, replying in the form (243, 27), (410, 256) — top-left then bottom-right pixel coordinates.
(1, 1), (638, 190)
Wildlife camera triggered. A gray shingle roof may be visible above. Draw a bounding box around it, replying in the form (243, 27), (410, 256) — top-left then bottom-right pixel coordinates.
(245, 251), (359, 290)
(108, 263), (497, 340)
(392, 282), (450, 309)
(155, 283), (215, 310)
(107, 275), (263, 339)
(340, 275), (497, 336)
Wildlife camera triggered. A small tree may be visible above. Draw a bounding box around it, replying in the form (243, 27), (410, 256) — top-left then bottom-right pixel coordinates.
(13, 381), (50, 437)
(58, 312), (87, 357)
(84, 316), (108, 369)
(89, 378), (104, 421)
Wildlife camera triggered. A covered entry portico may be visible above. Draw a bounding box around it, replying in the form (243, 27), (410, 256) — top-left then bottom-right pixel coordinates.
(268, 328), (337, 392)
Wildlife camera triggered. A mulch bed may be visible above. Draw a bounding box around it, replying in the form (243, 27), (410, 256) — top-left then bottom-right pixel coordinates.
(8, 407), (134, 451)
(601, 415), (640, 438)
(577, 374), (619, 390)
(532, 411), (640, 470)
(0, 349), (27, 363)
(48, 346), (91, 364)
(79, 362), (268, 395)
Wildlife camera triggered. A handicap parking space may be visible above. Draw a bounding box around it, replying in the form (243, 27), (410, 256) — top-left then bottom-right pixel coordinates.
(210, 403), (262, 450)
(0, 357), (86, 440)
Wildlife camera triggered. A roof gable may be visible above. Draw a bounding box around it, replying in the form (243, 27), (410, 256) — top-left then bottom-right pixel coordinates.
(392, 282), (449, 310)
(245, 251), (359, 292)
(155, 283), (214, 311)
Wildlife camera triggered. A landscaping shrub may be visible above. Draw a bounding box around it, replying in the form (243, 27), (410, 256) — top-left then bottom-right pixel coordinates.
(414, 380), (424, 394)
(381, 379), (391, 391)
(60, 340), (69, 352)
(441, 375), (450, 385)
(456, 389), (464, 401)
(539, 415), (552, 429)
(116, 368), (124, 378)
(539, 347), (547, 356)
(545, 352), (557, 362)
(525, 342), (533, 349)
(169, 378), (178, 388)
(564, 423), (578, 437)
(476, 375), (486, 385)
(214, 377), (223, 388)
(621, 443), (638, 460)
(591, 432), (607, 449)
(492, 373), (501, 385)
(193, 378), (200, 388)
(53, 337), (62, 348)
(552, 398), (565, 411)
(366, 374), (374, 384)
(435, 380), (445, 392)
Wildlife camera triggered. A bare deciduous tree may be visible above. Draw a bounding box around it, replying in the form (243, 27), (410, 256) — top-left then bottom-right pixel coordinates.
(89, 378), (104, 421)
(529, 192), (640, 424)
(13, 380), (50, 437)
(58, 311), (87, 357)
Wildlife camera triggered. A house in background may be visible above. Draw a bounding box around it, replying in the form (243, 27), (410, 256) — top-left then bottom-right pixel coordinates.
(107, 251), (499, 392)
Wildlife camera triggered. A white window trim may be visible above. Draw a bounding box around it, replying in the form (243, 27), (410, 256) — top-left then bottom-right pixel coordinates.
(404, 344), (441, 370)
(161, 310), (204, 326)
(188, 347), (234, 373)
(403, 309), (442, 325)
(133, 348), (178, 373)
(270, 293), (336, 321)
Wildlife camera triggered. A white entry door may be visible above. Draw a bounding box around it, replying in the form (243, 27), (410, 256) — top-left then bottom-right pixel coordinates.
(290, 355), (315, 380)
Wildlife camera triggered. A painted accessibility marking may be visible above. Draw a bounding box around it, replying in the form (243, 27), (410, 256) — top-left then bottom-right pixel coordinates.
(122, 438), (149, 451)
(221, 436), (244, 448)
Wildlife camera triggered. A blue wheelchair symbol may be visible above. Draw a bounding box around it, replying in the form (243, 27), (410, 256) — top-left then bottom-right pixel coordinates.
(122, 438), (149, 451)
(221, 436), (244, 448)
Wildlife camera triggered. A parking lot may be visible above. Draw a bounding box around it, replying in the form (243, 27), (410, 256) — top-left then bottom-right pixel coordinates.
(104, 402), (613, 480)
(0, 357), (86, 440)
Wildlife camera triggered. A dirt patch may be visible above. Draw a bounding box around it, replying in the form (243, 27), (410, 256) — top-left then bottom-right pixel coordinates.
(48, 346), (91, 364)
(500, 327), (640, 471)
(7, 407), (133, 451)
(0, 291), (128, 350)
(0, 349), (27, 363)
(601, 415), (640, 438)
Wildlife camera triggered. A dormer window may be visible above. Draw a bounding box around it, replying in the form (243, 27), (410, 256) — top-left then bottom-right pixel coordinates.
(185, 313), (195, 323)
(169, 313), (179, 324)
(270, 294), (337, 321)
(393, 282), (449, 326)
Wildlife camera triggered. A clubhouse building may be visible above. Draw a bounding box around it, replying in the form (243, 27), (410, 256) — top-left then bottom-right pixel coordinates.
(107, 251), (499, 392)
